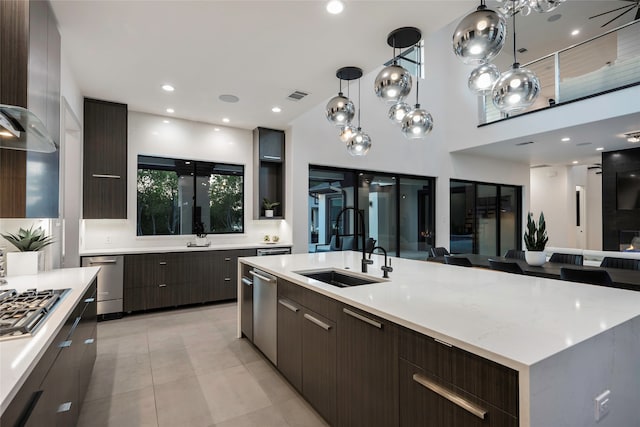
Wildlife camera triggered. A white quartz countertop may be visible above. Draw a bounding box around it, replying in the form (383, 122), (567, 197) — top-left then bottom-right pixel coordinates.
(0, 267), (99, 415)
(80, 242), (292, 256)
(240, 252), (640, 371)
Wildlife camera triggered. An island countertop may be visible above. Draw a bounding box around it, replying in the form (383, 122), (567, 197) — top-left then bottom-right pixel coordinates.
(79, 242), (292, 256)
(0, 267), (99, 415)
(238, 251), (640, 371)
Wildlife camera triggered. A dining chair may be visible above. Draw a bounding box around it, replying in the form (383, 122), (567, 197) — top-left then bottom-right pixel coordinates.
(600, 257), (640, 270)
(489, 259), (524, 274)
(444, 255), (473, 267)
(549, 253), (583, 265)
(560, 267), (613, 287)
(503, 249), (525, 260)
(430, 247), (450, 258)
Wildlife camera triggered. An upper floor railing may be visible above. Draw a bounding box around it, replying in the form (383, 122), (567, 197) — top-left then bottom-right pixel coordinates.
(481, 19), (640, 125)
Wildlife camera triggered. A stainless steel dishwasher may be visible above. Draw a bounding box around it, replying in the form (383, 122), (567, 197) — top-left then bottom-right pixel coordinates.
(81, 255), (124, 317)
(250, 268), (277, 364)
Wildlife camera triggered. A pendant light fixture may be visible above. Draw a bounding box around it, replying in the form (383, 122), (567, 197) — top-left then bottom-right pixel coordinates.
(492, 0), (540, 114)
(325, 70), (355, 127)
(401, 36), (433, 140)
(374, 27), (421, 105)
(452, 0), (506, 66)
(329, 66), (363, 144)
(468, 62), (500, 95)
(346, 73), (371, 156)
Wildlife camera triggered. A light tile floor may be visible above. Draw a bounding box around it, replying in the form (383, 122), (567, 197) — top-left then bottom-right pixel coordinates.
(78, 302), (328, 427)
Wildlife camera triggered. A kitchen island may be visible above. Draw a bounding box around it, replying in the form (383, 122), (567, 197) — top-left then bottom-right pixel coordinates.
(238, 251), (640, 427)
(0, 267), (100, 425)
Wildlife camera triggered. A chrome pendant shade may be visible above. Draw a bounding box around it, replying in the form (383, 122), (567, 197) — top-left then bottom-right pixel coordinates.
(325, 93), (354, 127)
(492, 63), (540, 113)
(374, 64), (412, 104)
(468, 63), (500, 95)
(387, 101), (412, 124)
(346, 128), (372, 156)
(529, 0), (565, 13)
(452, 5), (506, 65)
(401, 105), (433, 139)
(338, 124), (357, 143)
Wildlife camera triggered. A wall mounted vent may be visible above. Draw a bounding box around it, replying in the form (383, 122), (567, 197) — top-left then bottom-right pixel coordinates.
(515, 141), (534, 146)
(287, 90), (309, 101)
(530, 164), (551, 169)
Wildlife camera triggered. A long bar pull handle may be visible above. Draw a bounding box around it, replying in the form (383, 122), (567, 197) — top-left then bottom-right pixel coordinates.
(249, 270), (275, 283)
(262, 155), (281, 160)
(88, 259), (117, 265)
(343, 308), (382, 329)
(278, 299), (300, 313)
(158, 284), (167, 288)
(241, 278), (253, 286)
(92, 174), (121, 179)
(304, 313), (331, 331)
(412, 373), (487, 420)
(159, 261), (167, 265)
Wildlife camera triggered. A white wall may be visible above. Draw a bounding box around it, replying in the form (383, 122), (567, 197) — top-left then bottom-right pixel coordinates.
(81, 112), (290, 251)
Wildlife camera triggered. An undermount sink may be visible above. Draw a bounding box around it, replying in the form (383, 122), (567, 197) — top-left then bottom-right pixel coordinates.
(295, 269), (384, 288)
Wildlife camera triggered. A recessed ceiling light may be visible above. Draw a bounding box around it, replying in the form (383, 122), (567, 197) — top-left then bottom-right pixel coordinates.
(222, 118), (230, 123)
(326, 0), (344, 14)
(162, 120), (170, 124)
(596, 147), (604, 151)
(166, 108), (174, 114)
(219, 94), (239, 103)
(571, 29), (580, 36)
(561, 137), (571, 142)
(162, 84), (175, 92)
(214, 128), (220, 132)
(0, 131), (13, 137)
(572, 160), (579, 164)
(271, 106), (282, 113)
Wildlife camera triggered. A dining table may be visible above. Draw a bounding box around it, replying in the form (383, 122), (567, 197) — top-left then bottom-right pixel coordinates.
(428, 253), (640, 291)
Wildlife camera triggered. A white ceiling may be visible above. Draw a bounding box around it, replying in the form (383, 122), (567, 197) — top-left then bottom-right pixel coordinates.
(51, 0), (639, 166)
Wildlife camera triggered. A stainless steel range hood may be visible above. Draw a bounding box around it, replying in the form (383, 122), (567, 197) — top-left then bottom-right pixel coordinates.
(0, 104), (58, 153)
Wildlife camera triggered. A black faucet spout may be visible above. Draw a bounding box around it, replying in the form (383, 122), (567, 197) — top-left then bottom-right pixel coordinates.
(369, 245), (393, 278)
(335, 207), (371, 273)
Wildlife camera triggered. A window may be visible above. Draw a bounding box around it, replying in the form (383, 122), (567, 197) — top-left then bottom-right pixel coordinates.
(450, 180), (521, 256)
(137, 155), (244, 236)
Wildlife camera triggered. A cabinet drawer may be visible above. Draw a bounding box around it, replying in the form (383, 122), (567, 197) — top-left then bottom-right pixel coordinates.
(278, 278), (305, 303)
(399, 327), (454, 383)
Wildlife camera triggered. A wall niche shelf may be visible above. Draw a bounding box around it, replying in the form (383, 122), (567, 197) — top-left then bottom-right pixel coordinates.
(253, 127), (285, 220)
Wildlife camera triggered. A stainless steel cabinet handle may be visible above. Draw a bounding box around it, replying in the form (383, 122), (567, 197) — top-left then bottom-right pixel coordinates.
(92, 174), (121, 179)
(57, 402), (73, 413)
(304, 313), (331, 331)
(159, 284), (167, 288)
(225, 257), (231, 261)
(241, 278), (253, 286)
(249, 270), (275, 283)
(263, 155), (281, 160)
(224, 278), (231, 281)
(84, 297), (95, 303)
(159, 261), (167, 265)
(59, 340), (72, 348)
(88, 259), (117, 265)
(84, 338), (95, 345)
(343, 308), (382, 329)
(412, 373), (487, 420)
(278, 299), (300, 313)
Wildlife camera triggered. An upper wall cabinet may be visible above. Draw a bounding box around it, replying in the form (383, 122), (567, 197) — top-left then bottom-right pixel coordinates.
(253, 127), (285, 219)
(83, 98), (128, 219)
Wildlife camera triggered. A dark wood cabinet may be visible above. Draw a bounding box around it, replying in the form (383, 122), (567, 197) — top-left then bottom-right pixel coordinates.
(240, 264), (254, 341)
(253, 127), (285, 219)
(83, 98), (127, 219)
(337, 304), (399, 427)
(276, 296), (302, 392)
(398, 327), (518, 427)
(1, 280), (97, 427)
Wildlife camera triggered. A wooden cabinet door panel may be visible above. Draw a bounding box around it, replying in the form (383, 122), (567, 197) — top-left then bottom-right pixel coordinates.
(240, 264), (253, 340)
(277, 297), (302, 392)
(301, 308), (336, 426)
(124, 254), (161, 288)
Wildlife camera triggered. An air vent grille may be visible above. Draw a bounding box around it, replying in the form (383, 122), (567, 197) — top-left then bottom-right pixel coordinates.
(517, 47), (528, 53)
(530, 164), (551, 169)
(287, 90), (309, 101)
(515, 141), (534, 146)
(576, 142), (592, 146)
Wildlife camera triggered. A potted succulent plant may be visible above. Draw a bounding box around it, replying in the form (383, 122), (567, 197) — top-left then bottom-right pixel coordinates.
(1, 225), (53, 276)
(523, 212), (548, 266)
(193, 221), (208, 246)
(263, 198), (280, 218)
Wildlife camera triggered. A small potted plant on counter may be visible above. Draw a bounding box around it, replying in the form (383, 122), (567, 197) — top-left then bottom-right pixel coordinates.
(193, 221), (209, 246)
(524, 212), (548, 266)
(1, 225), (53, 276)
(263, 198), (280, 218)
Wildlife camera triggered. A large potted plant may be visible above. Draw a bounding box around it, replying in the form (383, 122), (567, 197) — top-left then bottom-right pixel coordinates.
(524, 212), (548, 266)
(1, 225), (53, 276)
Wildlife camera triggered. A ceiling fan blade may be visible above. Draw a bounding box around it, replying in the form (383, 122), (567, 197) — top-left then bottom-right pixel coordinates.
(588, 4), (634, 20)
(600, 6), (634, 28)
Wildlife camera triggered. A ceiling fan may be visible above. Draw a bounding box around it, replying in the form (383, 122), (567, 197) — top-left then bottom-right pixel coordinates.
(588, 0), (640, 28)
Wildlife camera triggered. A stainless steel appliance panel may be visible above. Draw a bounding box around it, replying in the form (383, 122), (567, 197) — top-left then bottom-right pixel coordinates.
(251, 268), (277, 364)
(82, 256), (124, 315)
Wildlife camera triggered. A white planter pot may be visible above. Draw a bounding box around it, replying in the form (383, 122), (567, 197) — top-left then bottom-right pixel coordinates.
(265, 209), (274, 218)
(7, 252), (42, 276)
(195, 237), (208, 246)
(525, 250), (546, 266)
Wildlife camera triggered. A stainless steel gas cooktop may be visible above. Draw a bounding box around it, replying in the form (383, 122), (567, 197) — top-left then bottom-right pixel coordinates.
(0, 288), (69, 339)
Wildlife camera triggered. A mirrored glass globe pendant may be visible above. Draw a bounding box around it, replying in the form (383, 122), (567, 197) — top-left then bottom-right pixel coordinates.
(401, 40), (433, 139)
(388, 101), (412, 124)
(492, 0), (540, 114)
(346, 73), (371, 156)
(468, 62), (500, 95)
(452, 0), (506, 65)
(374, 27), (421, 105)
(339, 123), (357, 143)
(529, 0), (565, 13)
(326, 66), (362, 129)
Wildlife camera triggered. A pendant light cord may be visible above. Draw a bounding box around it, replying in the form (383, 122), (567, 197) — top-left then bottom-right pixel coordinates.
(415, 41), (421, 106)
(512, 0), (517, 65)
(357, 77), (361, 128)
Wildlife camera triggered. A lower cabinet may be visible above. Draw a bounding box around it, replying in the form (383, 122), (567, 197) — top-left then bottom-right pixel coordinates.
(1, 280), (98, 427)
(276, 297), (302, 391)
(240, 264), (254, 341)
